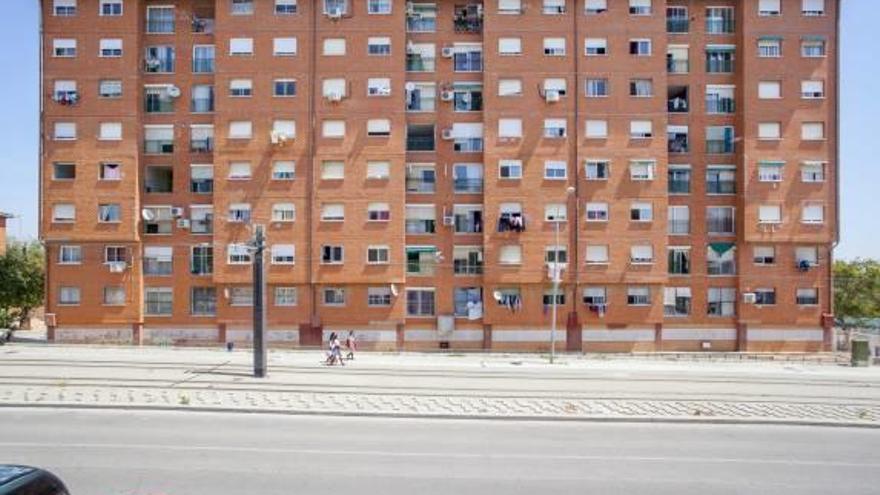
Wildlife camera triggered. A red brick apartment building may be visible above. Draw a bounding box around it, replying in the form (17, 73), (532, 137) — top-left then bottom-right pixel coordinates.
(40, 0), (838, 351)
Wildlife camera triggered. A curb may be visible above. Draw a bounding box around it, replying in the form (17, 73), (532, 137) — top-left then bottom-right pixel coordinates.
(1, 403), (878, 429)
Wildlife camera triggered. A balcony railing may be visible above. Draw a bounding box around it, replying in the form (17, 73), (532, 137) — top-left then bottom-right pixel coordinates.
(454, 178), (483, 193)
(190, 179), (213, 194)
(667, 59), (689, 74)
(668, 97), (688, 113)
(453, 16), (482, 33)
(406, 178), (436, 193)
(454, 216), (483, 233)
(145, 139), (174, 155)
(706, 97), (735, 114)
(453, 138), (483, 153)
(706, 58), (734, 74)
(192, 58), (215, 73)
(190, 138), (214, 153)
(706, 139), (734, 154)
(707, 261), (736, 276)
(668, 219), (690, 235)
(191, 17), (215, 33)
(668, 136), (689, 153)
(406, 136), (435, 151)
(707, 219), (735, 234)
(406, 220), (436, 234)
(668, 180), (690, 194)
(453, 261), (483, 275)
(406, 55), (435, 72)
(706, 180), (736, 195)
(666, 18), (688, 33)
(407, 261), (436, 276)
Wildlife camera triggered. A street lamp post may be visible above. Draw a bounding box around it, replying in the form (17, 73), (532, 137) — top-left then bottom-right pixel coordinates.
(550, 186), (576, 364)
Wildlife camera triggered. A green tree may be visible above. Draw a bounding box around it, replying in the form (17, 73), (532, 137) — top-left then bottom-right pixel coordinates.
(0, 241), (44, 329)
(834, 258), (880, 326)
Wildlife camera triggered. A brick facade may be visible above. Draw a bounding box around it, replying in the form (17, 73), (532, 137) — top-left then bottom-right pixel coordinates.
(40, 0), (837, 351)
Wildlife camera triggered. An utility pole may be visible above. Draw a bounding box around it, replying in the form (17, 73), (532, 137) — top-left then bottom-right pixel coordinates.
(252, 224), (267, 378)
(550, 219), (560, 364)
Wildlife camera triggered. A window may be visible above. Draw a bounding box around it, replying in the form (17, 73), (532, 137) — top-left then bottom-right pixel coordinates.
(499, 159), (522, 179)
(585, 120), (607, 139)
(585, 245), (609, 264)
(758, 161), (784, 182)
(53, 80), (77, 105)
(59, 245), (82, 264)
(631, 245), (654, 264)
(322, 204), (345, 222)
(228, 162), (252, 180)
(801, 80), (825, 99)
(668, 166), (691, 194)
(499, 0), (522, 14)
(707, 243), (736, 275)
(146, 6), (175, 33)
(705, 7), (734, 33)
(144, 45), (174, 73)
(802, 203), (824, 224)
(758, 81), (781, 99)
(229, 79), (252, 97)
(802, 0), (824, 16)
(59, 287), (81, 306)
(273, 37), (297, 56)
(630, 79), (653, 97)
(545, 204), (567, 222)
(629, 0), (651, 15)
(630, 202), (653, 222)
(368, 119), (392, 137)
(321, 245), (344, 264)
(273, 79), (297, 97)
(188, 245), (212, 275)
(190, 125), (214, 153)
(664, 288), (692, 317)
(101, 286), (125, 306)
(367, 202), (390, 222)
(801, 38), (826, 57)
(629, 39), (651, 56)
(144, 287), (173, 316)
(758, 38), (782, 58)
(667, 45), (689, 74)
(272, 161), (295, 180)
(543, 119), (567, 139)
(754, 288), (776, 306)
(54, 0), (76, 16)
(801, 161), (826, 182)
(708, 288), (736, 316)
(543, 0), (566, 15)
(705, 85), (734, 114)
(98, 203), (121, 223)
(543, 38), (566, 56)
(758, 122), (781, 140)
(498, 119), (523, 139)
(585, 0), (607, 14)
(706, 126), (735, 153)
(758, 205), (782, 224)
(368, 0), (391, 14)
(142, 206), (173, 234)
(627, 287), (651, 306)
(406, 289), (435, 316)
(231, 0), (254, 14)
(228, 202), (251, 222)
(319, 287), (346, 307)
(53, 122), (76, 140)
(227, 244), (252, 264)
(667, 6), (688, 33)
(406, 205), (437, 234)
(802, 122), (825, 141)
(498, 79), (522, 97)
(188, 287), (216, 316)
(499, 245), (522, 265)
(451, 123), (484, 151)
(759, 0), (781, 16)
(368, 37), (391, 56)
(272, 203), (296, 222)
(707, 206), (735, 234)
(498, 38), (521, 56)
(796, 246), (819, 267)
(322, 78), (347, 99)
(275, 0), (298, 15)
(99, 39), (122, 57)
(585, 38), (607, 56)
(754, 246), (776, 265)
(143, 246), (173, 276)
(190, 207), (213, 235)
(53, 39), (76, 57)
(321, 161), (344, 180)
(452, 44), (483, 72)
(229, 287), (254, 306)
(367, 245), (390, 264)
(191, 85), (214, 113)
(667, 205), (690, 235)
(99, 80), (122, 98)
(629, 160), (655, 181)
(366, 161), (390, 179)
(99, 122), (122, 141)
(100, 0), (123, 16)
(706, 45), (735, 73)
(630, 120), (653, 139)
(585, 202), (608, 222)
(274, 287), (297, 307)
(229, 38), (254, 56)
(582, 287), (606, 307)
(544, 161), (567, 179)
(584, 160), (609, 180)
(585, 79), (608, 97)
(795, 288), (819, 306)
(668, 247), (691, 275)
(272, 120), (296, 141)
(144, 85), (175, 113)
(52, 162), (75, 180)
(366, 287), (392, 307)
(271, 245), (296, 264)
(323, 38), (346, 56)
(228, 121), (253, 139)
(543, 289), (565, 306)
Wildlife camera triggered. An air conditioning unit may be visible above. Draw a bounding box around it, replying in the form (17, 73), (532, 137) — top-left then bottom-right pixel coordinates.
(742, 292), (757, 304)
(108, 261), (127, 273)
(442, 215), (455, 226)
(441, 46), (455, 58)
(326, 7), (343, 19)
(406, 2), (416, 15)
(171, 207), (185, 218)
(325, 92), (343, 102)
(441, 128), (454, 140)
(270, 130), (289, 145)
(177, 218), (191, 229)
(587, 304), (607, 317)
(440, 90), (454, 101)
(166, 85), (181, 98)
(544, 89), (560, 102)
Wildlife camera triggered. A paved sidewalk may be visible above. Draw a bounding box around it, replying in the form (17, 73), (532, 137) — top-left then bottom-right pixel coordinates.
(1, 343), (878, 426)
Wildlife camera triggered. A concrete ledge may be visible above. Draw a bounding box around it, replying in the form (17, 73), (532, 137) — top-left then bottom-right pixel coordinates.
(583, 328), (655, 342)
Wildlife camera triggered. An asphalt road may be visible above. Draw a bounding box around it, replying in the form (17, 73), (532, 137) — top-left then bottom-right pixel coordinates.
(1, 408), (878, 495)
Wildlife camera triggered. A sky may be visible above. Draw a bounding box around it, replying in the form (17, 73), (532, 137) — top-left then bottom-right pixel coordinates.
(0, 1), (875, 260)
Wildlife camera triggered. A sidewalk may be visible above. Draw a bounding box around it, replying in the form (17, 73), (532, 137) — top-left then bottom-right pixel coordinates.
(1, 343), (878, 427)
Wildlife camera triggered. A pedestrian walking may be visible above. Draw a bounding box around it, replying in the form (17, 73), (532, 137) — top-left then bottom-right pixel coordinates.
(345, 331), (357, 361)
(331, 333), (345, 366)
(325, 332), (338, 366)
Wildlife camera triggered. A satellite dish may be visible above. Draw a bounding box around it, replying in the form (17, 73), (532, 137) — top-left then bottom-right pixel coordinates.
(390, 284), (399, 297)
(141, 209), (156, 221)
(493, 290), (502, 302)
(404, 82), (416, 92)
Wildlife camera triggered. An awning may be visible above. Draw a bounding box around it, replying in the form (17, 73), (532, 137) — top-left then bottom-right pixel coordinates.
(709, 242), (735, 255)
(758, 35), (784, 41)
(801, 35), (826, 41)
(406, 246), (437, 254)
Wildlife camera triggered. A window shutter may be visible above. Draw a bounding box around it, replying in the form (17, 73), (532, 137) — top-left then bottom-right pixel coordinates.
(273, 37), (297, 55)
(499, 245), (522, 264)
(228, 121), (252, 138)
(321, 161), (345, 179)
(498, 38), (521, 54)
(498, 119), (522, 138)
(230, 38), (253, 54)
(273, 120), (296, 138)
(190, 165), (213, 179)
(585, 120), (607, 137)
(498, 79), (522, 96)
(322, 120), (346, 137)
(323, 78), (346, 96)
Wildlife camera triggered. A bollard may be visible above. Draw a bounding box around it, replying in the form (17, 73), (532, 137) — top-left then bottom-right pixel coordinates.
(227, 341), (234, 352)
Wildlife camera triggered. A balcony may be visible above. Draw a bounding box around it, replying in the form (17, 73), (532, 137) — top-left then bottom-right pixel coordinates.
(190, 137), (214, 153)
(190, 178), (213, 194)
(668, 180), (690, 195)
(406, 54), (435, 72)
(191, 215), (213, 234)
(191, 96), (214, 113)
(497, 213), (525, 233)
(406, 178), (436, 194)
(668, 86), (688, 113)
(454, 178), (483, 194)
(454, 214), (483, 234)
(406, 219), (436, 234)
(707, 260), (736, 276)
(192, 57), (215, 74)
(453, 260), (483, 275)
(144, 139), (174, 155)
(453, 138), (483, 153)
(706, 139), (734, 154)
(706, 97), (735, 114)
(666, 17), (688, 34)
(706, 180), (736, 195)
(707, 218), (735, 235)
(668, 219), (690, 235)
(668, 135), (689, 153)
(453, 4), (483, 33)
(666, 59), (689, 74)
(706, 58), (734, 74)
(144, 95), (174, 114)
(191, 17), (215, 34)
(664, 300), (691, 317)
(145, 166), (173, 193)
(53, 91), (79, 106)
(706, 18), (735, 35)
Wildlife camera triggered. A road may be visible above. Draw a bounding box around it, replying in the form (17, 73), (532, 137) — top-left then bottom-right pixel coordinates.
(1, 408), (878, 495)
